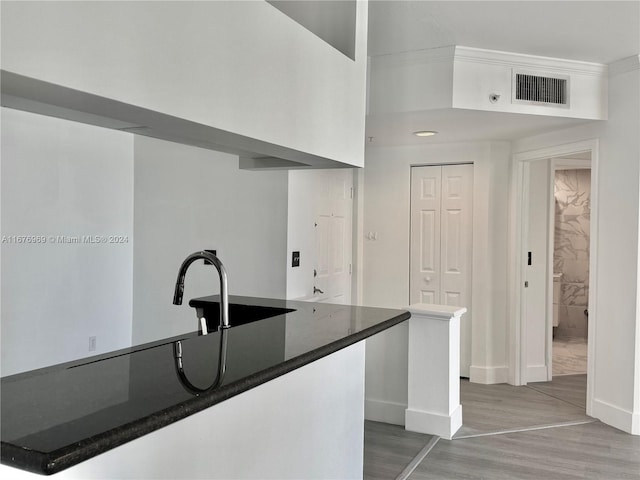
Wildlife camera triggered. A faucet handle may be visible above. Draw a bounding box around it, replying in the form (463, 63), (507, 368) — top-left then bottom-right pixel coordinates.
(199, 317), (209, 336)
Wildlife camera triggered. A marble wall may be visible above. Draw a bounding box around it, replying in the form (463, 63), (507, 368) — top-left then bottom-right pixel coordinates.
(554, 169), (591, 338)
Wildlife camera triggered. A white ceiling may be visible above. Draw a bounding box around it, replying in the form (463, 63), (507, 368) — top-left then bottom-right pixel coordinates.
(366, 1), (639, 146)
(365, 108), (599, 145)
(368, 1), (640, 64)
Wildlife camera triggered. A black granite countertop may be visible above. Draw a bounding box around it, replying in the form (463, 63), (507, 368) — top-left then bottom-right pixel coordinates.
(1, 296), (409, 475)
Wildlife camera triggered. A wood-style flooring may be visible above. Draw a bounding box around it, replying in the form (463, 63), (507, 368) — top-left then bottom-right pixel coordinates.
(364, 421), (435, 480)
(363, 375), (640, 480)
(454, 377), (590, 438)
(409, 421), (640, 480)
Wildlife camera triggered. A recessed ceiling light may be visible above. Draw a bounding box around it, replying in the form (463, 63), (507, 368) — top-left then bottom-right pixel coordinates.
(414, 130), (438, 137)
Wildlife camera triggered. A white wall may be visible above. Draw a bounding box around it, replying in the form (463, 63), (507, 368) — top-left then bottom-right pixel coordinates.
(512, 57), (640, 434)
(1, 1), (368, 167)
(1, 108), (134, 376)
(286, 171), (317, 300)
(362, 141), (511, 422)
(368, 46), (455, 114)
(1, 111), (290, 373)
(132, 136), (288, 345)
(470, 142), (511, 384)
(524, 159), (552, 381)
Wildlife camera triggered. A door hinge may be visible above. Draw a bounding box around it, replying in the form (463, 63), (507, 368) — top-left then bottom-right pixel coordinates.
(349, 263), (352, 275)
(350, 187), (353, 199)
(524, 281), (529, 288)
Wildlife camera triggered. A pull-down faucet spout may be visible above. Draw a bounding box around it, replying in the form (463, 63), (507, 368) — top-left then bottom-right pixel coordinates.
(173, 251), (229, 332)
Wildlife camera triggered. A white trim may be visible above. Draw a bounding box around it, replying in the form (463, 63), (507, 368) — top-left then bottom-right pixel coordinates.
(519, 162), (530, 384)
(469, 365), (509, 384)
(592, 398), (639, 435)
(555, 158), (592, 169)
(527, 365), (550, 383)
(510, 139), (599, 399)
(407, 303), (467, 320)
(507, 150), (523, 385)
(364, 398), (406, 426)
(608, 55), (640, 77)
(353, 168), (364, 306)
(546, 159), (556, 382)
(586, 141), (599, 418)
(513, 140), (597, 163)
(454, 46), (607, 76)
(370, 45), (608, 76)
(405, 405), (462, 440)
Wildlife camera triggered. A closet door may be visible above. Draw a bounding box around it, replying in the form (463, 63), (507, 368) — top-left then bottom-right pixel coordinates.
(410, 164), (473, 376)
(441, 164), (473, 376)
(410, 166), (442, 305)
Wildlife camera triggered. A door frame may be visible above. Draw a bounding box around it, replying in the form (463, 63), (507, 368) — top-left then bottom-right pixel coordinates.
(520, 158), (555, 383)
(509, 139), (599, 416)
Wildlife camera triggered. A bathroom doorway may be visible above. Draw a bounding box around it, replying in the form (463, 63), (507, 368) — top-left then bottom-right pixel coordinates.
(551, 154), (591, 377)
(512, 138), (599, 412)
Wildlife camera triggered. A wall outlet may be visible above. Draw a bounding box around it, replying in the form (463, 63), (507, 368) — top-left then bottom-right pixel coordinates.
(89, 336), (97, 352)
(204, 249), (217, 265)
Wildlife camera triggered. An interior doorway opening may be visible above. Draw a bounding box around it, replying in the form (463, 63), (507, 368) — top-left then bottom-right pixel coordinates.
(512, 139), (598, 416)
(551, 154), (591, 377)
(521, 151), (593, 382)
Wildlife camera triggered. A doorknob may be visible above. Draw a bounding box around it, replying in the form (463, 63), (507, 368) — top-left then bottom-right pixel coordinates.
(424, 276), (432, 283)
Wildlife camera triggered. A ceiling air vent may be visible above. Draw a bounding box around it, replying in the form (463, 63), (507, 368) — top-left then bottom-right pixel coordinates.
(513, 72), (569, 108)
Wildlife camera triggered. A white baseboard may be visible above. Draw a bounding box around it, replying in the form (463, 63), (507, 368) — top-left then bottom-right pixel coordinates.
(592, 398), (639, 435)
(405, 405), (462, 440)
(364, 398), (406, 426)
(469, 365), (509, 384)
(526, 365), (549, 383)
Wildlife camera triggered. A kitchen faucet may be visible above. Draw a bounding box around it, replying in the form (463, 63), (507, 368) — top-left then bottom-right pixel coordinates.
(173, 327), (228, 395)
(173, 251), (229, 333)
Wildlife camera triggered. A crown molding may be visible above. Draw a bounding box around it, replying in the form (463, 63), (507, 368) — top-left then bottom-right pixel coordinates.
(370, 45), (608, 77)
(453, 46), (608, 76)
(608, 55), (640, 77)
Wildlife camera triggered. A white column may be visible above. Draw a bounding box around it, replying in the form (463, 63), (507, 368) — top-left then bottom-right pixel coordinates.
(405, 303), (466, 440)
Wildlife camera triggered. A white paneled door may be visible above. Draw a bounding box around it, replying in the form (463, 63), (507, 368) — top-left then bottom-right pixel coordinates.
(314, 169), (353, 304)
(410, 164), (473, 376)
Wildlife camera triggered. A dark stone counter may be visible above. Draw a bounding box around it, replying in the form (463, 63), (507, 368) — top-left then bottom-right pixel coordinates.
(1, 296), (409, 475)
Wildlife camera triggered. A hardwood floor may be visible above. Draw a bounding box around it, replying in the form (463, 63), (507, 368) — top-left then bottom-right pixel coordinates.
(409, 422), (640, 480)
(363, 375), (640, 480)
(455, 377), (590, 438)
(528, 374), (587, 409)
(364, 421), (435, 480)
